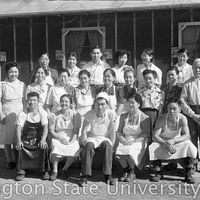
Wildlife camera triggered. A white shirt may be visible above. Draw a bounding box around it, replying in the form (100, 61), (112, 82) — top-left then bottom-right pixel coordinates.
(113, 65), (132, 84)
(67, 66), (80, 87)
(83, 60), (110, 85)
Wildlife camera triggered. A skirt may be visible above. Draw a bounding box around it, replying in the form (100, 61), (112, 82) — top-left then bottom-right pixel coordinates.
(85, 136), (112, 149)
(149, 140), (197, 161)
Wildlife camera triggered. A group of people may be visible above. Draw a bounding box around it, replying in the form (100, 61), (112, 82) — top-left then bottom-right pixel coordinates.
(0, 46), (200, 186)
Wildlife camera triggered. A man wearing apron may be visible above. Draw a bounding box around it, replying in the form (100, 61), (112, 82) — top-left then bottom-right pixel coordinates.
(80, 92), (116, 186)
(15, 92), (50, 181)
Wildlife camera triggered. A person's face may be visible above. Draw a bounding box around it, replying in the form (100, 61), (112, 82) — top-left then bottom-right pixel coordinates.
(59, 72), (69, 86)
(167, 70), (178, 84)
(178, 53), (188, 66)
(7, 66), (19, 82)
(103, 71), (115, 86)
(60, 96), (70, 110)
(90, 48), (102, 63)
(28, 96), (39, 109)
(94, 98), (107, 115)
(141, 52), (152, 65)
(193, 60), (200, 78)
(144, 73), (155, 88)
(79, 73), (90, 87)
(118, 54), (128, 66)
(124, 71), (135, 86)
(167, 102), (181, 118)
(67, 55), (77, 68)
(128, 98), (140, 112)
(36, 68), (46, 82)
(39, 54), (49, 68)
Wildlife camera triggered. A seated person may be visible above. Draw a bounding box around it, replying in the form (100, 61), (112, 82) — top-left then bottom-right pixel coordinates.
(49, 94), (81, 181)
(80, 92), (116, 186)
(115, 93), (150, 182)
(149, 98), (197, 183)
(15, 92), (50, 181)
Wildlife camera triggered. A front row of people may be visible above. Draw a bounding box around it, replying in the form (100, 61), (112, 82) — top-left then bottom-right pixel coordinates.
(15, 91), (197, 185)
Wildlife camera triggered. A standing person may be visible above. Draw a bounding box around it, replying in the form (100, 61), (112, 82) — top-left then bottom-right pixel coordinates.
(80, 92), (116, 186)
(175, 48), (193, 84)
(138, 69), (164, 141)
(66, 52), (80, 88)
(0, 62), (26, 169)
(74, 70), (96, 116)
(29, 53), (58, 86)
(45, 69), (75, 116)
(83, 46), (110, 87)
(180, 58), (200, 156)
(137, 48), (162, 90)
(26, 66), (51, 108)
(163, 66), (182, 114)
(49, 94), (81, 181)
(115, 93), (150, 182)
(149, 98), (197, 183)
(112, 49), (132, 87)
(15, 92), (50, 181)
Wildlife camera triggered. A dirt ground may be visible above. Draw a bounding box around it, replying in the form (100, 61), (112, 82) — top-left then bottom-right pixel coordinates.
(0, 148), (200, 200)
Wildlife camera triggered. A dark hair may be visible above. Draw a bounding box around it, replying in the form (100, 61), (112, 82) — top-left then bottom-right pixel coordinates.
(124, 69), (135, 78)
(142, 69), (157, 79)
(78, 70), (91, 79)
(166, 66), (179, 75)
(167, 97), (182, 107)
(142, 48), (154, 57)
(90, 45), (102, 52)
(35, 66), (48, 76)
(27, 92), (39, 100)
(95, 97), (109, 105)
(66, 52), (78, 61)
(178, 48), (189, 57)
(60, 94), (72, 104)
(4, 62), (21, 75)
(127, 93), (143, 107)
(58, 68), (70, 77)
(114, 49), (131, 65)
(103, 68), (116, 78)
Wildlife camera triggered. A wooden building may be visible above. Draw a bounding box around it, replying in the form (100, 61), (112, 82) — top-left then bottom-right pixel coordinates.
(0, 0), (200, 85)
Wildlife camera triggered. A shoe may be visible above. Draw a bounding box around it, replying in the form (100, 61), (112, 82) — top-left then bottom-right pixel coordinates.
(15, 174), (25, 181)
(119, 172), (128, 182)
(163, 163), (178, 171)
(50, 172), (58, 181)
(61, 170), (68, 180)
(79, 176), (88, 187)
(152, 173), (163, 182)
(104, 175), (115, 185)
(42, 171), (50, 180)
(124, 172), (136, 182)
(7, 162), (16, 170)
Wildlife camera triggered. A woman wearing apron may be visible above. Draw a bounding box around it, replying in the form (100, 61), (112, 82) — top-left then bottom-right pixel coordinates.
(49, 94), (81, 181)
(149, 98), (197, 183)
(15, 92), (49, 181)
(116, 93), (150, 182)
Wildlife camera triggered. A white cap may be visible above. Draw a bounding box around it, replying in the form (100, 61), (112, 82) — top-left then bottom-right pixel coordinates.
(96, 92), (109, 102)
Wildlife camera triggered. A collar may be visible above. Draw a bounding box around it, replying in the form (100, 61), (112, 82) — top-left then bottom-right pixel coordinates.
(102, 85), (115, 95)
(92, 60), (103, 66)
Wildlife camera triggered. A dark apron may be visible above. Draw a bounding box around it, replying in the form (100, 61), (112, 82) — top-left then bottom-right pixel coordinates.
(17, 120), (50, 171)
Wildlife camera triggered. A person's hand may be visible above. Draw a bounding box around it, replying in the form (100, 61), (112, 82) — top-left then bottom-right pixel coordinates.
(121, 138), (130, 146)
(166, 139), (175, 146)
(39, 140), (48, 149)
(168, 145), (176, 154)
(16, 141), (23, 151)
(59, 137), (69, 145)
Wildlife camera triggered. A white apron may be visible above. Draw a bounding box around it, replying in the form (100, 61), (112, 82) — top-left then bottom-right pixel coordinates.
(50, 114), (80, 158)
(149, 115), (197, 160)
(116, 112), (148, 166)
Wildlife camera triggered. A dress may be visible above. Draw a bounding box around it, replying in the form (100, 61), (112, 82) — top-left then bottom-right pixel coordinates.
(116, 111), (149, 169)
(45, 83), (75, 113)
(50, 109), (81, 158)
(149, 114), (197, 160)
(0, 79), (26, 144)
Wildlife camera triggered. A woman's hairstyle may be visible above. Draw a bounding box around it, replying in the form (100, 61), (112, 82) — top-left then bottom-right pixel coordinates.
(4, 62), (21, 74)
(114, 49), (131, 65)
(27, 91), (39, 100)
(124, 69), (135, 78)
(60, 94), (72, 104)
(142, 48), (154, 57)
(167, 97), (182, 107)
(103, 68), (116, 78)
(78, 70), (91, 78)
(166, 66), (179, 75)
(58, 68), (70, 77)
(66, 52), (78, 61)
(127, 93), (143, 107)
(178, 48), (189, 57)
(39, 53), (49, 60)
(35, 66), (48, 76)
(142, 69), (157, 79)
